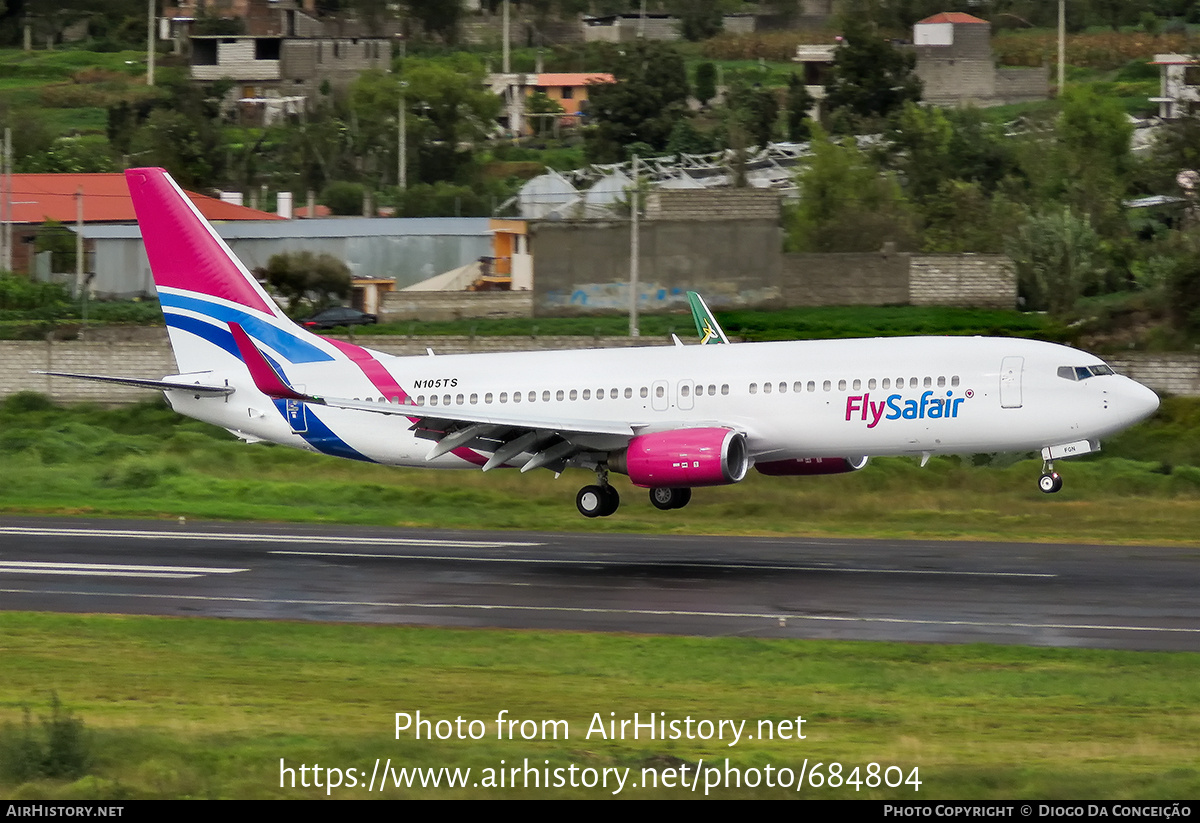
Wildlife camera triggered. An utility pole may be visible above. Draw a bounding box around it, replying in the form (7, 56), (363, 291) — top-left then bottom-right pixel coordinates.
(398, 81), (407, 190)
(147, 0), (156, 86)
(629, 155), (640, 338)
(76, 186), (84, 298)
(1057, 0), (1065, 94)
(2, 129), (10, 274)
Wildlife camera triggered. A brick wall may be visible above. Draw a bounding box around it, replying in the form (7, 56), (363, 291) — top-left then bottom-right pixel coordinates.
(1107, 353), (1200, 397)
(909, 255), (1016, 309)
(995, 67), (1050, 103)
(645, 189), (782, 221)
(381, 291), (534, 322)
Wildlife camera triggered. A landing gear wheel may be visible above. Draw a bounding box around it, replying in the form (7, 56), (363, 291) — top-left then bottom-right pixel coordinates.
(577, 485), (605, 518)
(1038, 472), (1062, 494)
(649, 487), (692, 510)
(577, 484), (620, 517)
(600, 484), (620, 516)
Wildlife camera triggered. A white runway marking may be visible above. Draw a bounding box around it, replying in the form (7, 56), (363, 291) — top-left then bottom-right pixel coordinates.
(1, 588), (1188, 636)
(268, 550), (1054, 578)
(0, 526), (541, 550)
(0, 561), (248, 579)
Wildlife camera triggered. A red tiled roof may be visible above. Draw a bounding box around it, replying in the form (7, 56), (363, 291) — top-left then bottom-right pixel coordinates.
(9, 173), (283, 225)
(535, 73), (615, 87)
(916, 12), (989, 25)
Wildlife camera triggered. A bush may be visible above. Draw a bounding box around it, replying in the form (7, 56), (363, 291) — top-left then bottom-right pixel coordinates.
(0, 694), (90, 782)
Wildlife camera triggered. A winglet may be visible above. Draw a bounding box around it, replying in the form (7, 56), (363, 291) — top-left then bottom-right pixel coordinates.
(687, 292), (730, 345)
(227, 322), (312, 402)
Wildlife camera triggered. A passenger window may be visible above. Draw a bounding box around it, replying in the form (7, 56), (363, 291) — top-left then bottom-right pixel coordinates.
(937, 376), (945, 388)
(838, 379), (847, 391)
(597, 388), (605, 399)
(445, 394), (453, 405)
(486, 393), (494, 403)
(529, 391), (536, 402)
(750, 383), (758, 394)
(642, 387), (649, 398)
(852, 379), (861, 391)
(417, 395), (426, 405)
(513, 392), (521, 403)
(681, 384), (691, 397)
(951, 376), (960, 387)
(656, 385), (665, 398)
(882, 378), (890, 390)
(542, 390), (551, 402)
(569, 389), (577, 400)
(763, 383), (771, 394)
(624, 387), (633, 399)
(583, 389), (591, 400)
(470, 393), (478, 404)
(807, 381), (815, 392)
(778, 382), (787, 393)
(793, 381), (802, 393)
(721, 384), (729, 395)
(708, 385), (716, 396)
(429, 395), (438, 406)
(556, 390), (564, 401)
(823, 380), (831, 392)
(868, 378), (876, 390)
(924, 377), (932, 388)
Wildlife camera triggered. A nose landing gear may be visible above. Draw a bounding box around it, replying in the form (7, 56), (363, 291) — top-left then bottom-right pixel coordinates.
(1039, 459), (1063, 494)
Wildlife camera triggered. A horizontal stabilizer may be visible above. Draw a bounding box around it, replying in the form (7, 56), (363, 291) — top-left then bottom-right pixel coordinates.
(227, 321), (313, 402)
(32, 371), (234, 396)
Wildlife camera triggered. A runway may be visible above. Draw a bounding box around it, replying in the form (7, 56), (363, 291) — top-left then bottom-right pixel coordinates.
(1, 515), (1198, 651)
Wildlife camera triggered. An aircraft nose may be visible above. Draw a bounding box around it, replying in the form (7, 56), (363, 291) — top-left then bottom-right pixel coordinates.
(1122, 378), (1159, 425)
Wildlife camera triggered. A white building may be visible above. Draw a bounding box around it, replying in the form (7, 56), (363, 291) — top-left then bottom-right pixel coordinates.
(1151, 54), (1200, 119)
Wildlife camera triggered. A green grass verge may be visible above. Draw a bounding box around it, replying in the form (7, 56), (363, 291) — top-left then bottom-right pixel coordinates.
(1, 613), (1198, 799)
(1, 393), (1199, 542)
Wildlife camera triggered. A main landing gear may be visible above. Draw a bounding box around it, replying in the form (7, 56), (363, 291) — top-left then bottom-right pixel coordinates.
(649, 487), (691, 510)
(576, 484), (619, 517)
(576, 466), (619, 518)
(1039, 459), (1063, 494)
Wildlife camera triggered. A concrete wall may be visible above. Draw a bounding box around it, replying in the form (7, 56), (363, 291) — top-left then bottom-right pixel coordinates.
(1107, 353), (1200, 398)
(381, 291), (533, 322)
(529, 219), (783, 314)
(995, 67), (1050, 103)
(782, 252), (910, 306)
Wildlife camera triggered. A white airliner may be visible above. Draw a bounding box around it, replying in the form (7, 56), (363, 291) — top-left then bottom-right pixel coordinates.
(40, 168), (1160, 518)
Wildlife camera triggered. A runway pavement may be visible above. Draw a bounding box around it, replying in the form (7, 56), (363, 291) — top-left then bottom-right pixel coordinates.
(1, 515), (1198, 651)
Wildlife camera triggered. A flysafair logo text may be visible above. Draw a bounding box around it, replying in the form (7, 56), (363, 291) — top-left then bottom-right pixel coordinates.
(845, 390), (972, 428)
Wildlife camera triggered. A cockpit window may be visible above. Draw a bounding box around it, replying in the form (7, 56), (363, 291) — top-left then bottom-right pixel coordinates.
(1058, 364), (1116, 381)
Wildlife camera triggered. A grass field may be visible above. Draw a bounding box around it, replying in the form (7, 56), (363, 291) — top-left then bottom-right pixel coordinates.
(1, 613), (1198, 799)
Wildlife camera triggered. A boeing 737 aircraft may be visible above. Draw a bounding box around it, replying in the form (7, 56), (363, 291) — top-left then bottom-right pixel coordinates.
(39, 168), (1161, 518)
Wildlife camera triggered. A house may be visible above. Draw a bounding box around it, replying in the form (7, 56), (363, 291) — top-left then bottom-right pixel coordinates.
(792, 45), (837, 118)
(488, 72), (614, 138)
(1150, 54), (1200, 119)
(913, 12), (1048, 107)
(182, 0), (391, 120)
(7, 173), (279, 289)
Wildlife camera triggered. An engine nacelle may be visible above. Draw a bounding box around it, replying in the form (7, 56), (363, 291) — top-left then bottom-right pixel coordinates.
(610, 428), (749, 488)
(754, 456), (869, 476)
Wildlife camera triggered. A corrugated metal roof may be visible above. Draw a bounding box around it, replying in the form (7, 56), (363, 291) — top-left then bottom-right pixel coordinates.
(11, 173), (282, 225)
(916, 12), (989, 24)
(80, 217), (492, 240)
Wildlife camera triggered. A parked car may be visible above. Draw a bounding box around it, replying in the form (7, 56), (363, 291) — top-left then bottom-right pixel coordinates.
(302, 307), (378, 331)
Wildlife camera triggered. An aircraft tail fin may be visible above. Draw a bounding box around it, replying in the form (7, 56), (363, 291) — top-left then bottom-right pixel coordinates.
(125, 167), (335, 375)
(687, 292), (730, 345)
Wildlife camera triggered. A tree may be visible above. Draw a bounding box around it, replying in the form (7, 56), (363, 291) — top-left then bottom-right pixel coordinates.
(823, 16), (921, 130)
(584, 41), (691, 162)
(785, 74), (813, 142)
(263, 251), (353, 315)
(406, 0), (460, 42)
(666, 0), (723, 41)
(694, 62), (717, 109)
(1006, 207), (1106, 315)
(726, 77), (778, 149)
(787, 127), (919, 253)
